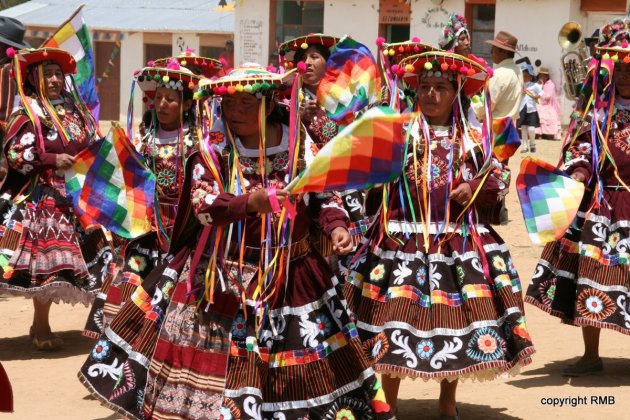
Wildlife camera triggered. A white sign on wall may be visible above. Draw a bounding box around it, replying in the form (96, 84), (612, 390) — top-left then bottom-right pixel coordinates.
(239, 19), (264, 64)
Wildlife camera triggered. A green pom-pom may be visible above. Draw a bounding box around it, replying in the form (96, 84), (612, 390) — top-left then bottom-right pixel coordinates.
(243, 84), (253, 93)
(261, 82), (271, 90)
(251, 82), (262, 91)
(154, 74), (161, 82)
(145, 74), (152, 81)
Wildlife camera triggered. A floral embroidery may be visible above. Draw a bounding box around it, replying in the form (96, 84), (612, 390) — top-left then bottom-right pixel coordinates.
(46, 130), (58, 141)
(577, 143), (592, 155)
(507, 258), (517, 276)
(157, 168), (176, 187)
(231, 313), (247, 339)
(209, 131), (225, 145)
(68, 121), (82, 137)
(370, 264), (386, 282)
(335, 409), (355, 420)
(157, 145), (175, 159)
(7, 149), (17, 162)
(322, 121), (337, 138)
(272, 152), (289, 171)
(466, 328), (505, 362)
(91, 339), (111, 361)
(20, 132), (35, 146)
(416, 339), (434, 359)
(455, 266), (465, 286)
(127, 255), (147, 272)
(416, 266), (427, 286)
(576, 288), (616, 320)
(192, 163), (206, 181)
(314, 314), (332, 336)
(492, 255), (507, 272)
(608, 231), (621, 249)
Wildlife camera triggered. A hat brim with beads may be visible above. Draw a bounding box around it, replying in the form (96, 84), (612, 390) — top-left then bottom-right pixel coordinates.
(153, 53), (225, 79)
(14, 47), (76, 80)
(398, 51), (490, 98)
(379, 40), (437, 70)
(278, 34), (339, 69)
(197, 65), (290, 99)
(136, 66), (201, 101)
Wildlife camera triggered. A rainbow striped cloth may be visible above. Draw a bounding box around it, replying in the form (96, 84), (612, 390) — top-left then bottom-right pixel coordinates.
(65, 127), (155, 239)
(45, 7), (100, 120)
(286, 106), (414, 193)
(492, 117), (520, 161)
(516, 157), (584, 244)
(317, 37), (381, 125)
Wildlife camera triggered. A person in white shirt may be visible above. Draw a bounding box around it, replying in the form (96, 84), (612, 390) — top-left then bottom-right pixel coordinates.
(519, 64), (543, 152)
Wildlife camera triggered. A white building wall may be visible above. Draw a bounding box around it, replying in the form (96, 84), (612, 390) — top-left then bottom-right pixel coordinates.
(323, 0), (380, 55)
(119, 32), (143, 124)
(410, 0), (465, 47)
(234, 0), (271, 66)
(171, 33), (200, 56)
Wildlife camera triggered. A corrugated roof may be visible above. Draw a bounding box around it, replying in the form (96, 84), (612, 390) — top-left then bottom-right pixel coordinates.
(0, 0), (235, 33)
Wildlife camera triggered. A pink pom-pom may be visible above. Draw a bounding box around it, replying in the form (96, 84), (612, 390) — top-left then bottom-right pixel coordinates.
(413, 45), (420, 52)
(147, 103), (154, 109)
(219, 57), (228, 67)
(133, 69), (140, 76)
(5, 47), (15, 59)
(297, 61), (307, 74)
(486, 66), (494, 77)
(623, 41), (629, 48)
(459, 66), (469, 74)
(184, 48), (195, 55)
(147, 60), (155, 67)
(218, 86), (228, 95)
(411, 37), (420, 42)
(166, 58), (180, 70)
(376, 37), (386, 47)
(267, 65), (277, 73)
(391, 64), (399, 73)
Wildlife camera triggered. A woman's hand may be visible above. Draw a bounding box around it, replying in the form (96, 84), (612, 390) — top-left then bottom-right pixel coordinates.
(450, 182), (473, 206)
(300, 99), (319, 124)
(55, 153), (75, 170)
(571, 172), (586, 183)
(331, 226), (353, 255)
(246, 188), (289, 214)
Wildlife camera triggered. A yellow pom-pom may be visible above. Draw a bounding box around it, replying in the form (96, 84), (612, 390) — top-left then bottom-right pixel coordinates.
(471, 95), (481, 103)
(405, 64), (415, 73)
(423, 62), (432, 70)
(235, 84), (244, 92)
(300, 42), (309, 49)
(603, 53), (610, 60)
(162, 75), (170, 83)
(388, 48), (395, 56)
(181, 60), (187, 66)
(612, 54), (619, 62)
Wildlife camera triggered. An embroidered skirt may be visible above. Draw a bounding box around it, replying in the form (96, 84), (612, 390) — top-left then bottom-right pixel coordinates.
(526, 189), (630, 334)
(343, 221), (535, 381)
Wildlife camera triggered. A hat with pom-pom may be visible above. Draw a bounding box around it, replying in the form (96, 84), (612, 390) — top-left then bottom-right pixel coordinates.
(379, 39), (438, 72)
(595, 17), (630, 62)
(135, 63), (201, 101)
(398, 51), (490, 97)
(278, 34), (339, 69)
(13, 47), (76, 80)
(438, 13), (470, 51)
(197, 63), (290, 100)
(153, 49), (225, 79)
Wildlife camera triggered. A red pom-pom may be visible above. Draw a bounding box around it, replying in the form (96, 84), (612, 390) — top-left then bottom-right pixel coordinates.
(5, 47), (15, 59)
(413, 45), (420, 52)
(297, 61), (307, 74)
(467, 68), (475, 76)
(396, 68), (405, 78)
(213, 87), (221, 95)
(142, 96), (148, 103)
(398, 46), (404, 53)
(188, 81), (195, 90)
(450, 63), (458, 71)
(440, 63), (448, 71)
(376, 37), (386, 47)
(218, 86), (228, 95)
(411, 37), (421, 42)
(42, 51), (48, 57)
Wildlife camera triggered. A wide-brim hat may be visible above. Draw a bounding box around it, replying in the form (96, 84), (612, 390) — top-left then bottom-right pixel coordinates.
(14, 48), (76, 80)
(398, 51), (490, 97)
(379, 40), (438, 73)
(198, 64), (289, 99)
(538, 65), (549, 74)
(595, 18), (630, 61)
(278, 33), (339, 68)
(485, 31), (518, 53)
(136, 66), (201, 100)
(0, 16), (30, 49)
(153, 51), (224, 79)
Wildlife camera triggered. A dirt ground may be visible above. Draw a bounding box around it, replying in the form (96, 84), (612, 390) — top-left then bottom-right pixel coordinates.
(1, 138), (629, 420)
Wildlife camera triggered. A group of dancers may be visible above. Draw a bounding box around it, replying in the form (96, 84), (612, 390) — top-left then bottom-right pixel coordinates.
(0, 12), (629, 420)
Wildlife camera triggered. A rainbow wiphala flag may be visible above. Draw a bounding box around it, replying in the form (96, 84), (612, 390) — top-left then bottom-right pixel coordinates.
(65, 127), (155, 239)
(45, 7), (100, 120)
(516, 157), (584, 244)
(286, 106), (413, 193)
(317, 37), (381, 125)
(492, 116), (520, 161)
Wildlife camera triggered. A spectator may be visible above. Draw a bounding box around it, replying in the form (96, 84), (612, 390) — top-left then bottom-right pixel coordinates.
(536, 65), (562, 140)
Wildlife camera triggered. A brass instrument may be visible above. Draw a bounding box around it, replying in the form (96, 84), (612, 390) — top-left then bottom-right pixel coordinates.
(558, 21), (590, 99)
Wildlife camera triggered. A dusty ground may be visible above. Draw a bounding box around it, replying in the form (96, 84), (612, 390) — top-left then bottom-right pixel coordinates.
(1, 138), (629, 420)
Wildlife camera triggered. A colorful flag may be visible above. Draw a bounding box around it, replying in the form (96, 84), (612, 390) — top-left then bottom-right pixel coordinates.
(65, 127), (155, 239)
(44, 5), (100, 120)
(317, 37), (381, 125)
(492, 116), (520, 161)
(286, 106), (414, 193)
(516, 157), (585, 244)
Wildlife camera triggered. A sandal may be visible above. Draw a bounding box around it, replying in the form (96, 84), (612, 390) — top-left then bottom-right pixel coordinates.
(439, 407), (460, 420)
(32, 336), (64, 351)
(562, 359), (603, 377)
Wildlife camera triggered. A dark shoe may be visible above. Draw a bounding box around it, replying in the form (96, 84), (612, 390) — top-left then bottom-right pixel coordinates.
(530, 145), (536, 153)
(562, 359), (603, 377)
(500, 208), (509, 225)
(440, 408), (460, 420)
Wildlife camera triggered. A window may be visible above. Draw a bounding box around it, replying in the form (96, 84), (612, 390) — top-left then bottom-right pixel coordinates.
(581, 0), (625, 12)
(273, 0), (324, 48)
(466, 4), (496, 61)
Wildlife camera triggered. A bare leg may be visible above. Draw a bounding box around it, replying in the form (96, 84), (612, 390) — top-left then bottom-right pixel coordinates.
(32, 299), (56, 341)
(578, 326), (601, 364)
(381, 374), (401, 414)
(439, 379), (458, 417)
(527, 126), (537, 151)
